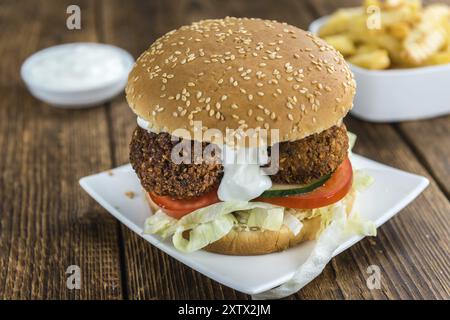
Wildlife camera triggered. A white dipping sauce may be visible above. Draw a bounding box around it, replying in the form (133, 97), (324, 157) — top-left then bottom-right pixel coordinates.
(26, 43), (128, 91)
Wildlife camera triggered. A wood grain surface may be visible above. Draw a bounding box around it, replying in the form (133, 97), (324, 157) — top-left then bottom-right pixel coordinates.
(0, 0), (448, 299)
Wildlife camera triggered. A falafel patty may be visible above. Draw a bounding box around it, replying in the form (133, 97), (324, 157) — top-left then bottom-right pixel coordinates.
(130, 127), (223, 199)
(272, 124), (348, 185)
(130, 125), (348, 199)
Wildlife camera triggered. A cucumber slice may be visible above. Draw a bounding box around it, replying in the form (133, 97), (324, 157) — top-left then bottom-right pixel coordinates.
(260, 174), (331, 198)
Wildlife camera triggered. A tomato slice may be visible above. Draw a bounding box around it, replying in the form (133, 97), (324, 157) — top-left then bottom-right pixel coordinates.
(148, 187), (220, 219)
(256, 158), (353, 209)
(149, 158), (353, 218)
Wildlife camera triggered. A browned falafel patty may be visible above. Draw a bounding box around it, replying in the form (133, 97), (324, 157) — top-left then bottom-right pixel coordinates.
(130, 125), (348, 199)
(130, 127), (223, 199)
(272, 124), (348, 185)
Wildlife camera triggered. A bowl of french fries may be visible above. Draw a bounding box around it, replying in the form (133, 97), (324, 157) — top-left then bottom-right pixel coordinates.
(309, 0), (450, 122)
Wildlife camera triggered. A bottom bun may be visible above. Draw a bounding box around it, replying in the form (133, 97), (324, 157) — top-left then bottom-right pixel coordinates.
(146, 190), (356, 256)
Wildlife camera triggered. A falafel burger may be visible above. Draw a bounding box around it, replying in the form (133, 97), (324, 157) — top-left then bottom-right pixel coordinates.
(126, 17), (373, 256)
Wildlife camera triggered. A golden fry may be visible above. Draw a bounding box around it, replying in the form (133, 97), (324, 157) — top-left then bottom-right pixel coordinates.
(389, 21), (411, 39)
(355, 44), (380, 54)
(426, 50), (450, 65)
(323, 34), (356, 56)
(318, 7), (363, 37)
(348, 50), (391, 69)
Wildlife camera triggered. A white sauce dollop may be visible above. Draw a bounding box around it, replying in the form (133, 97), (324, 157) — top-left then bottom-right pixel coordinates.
(137, 117), (155, 132)
(217, 144), (272, 202)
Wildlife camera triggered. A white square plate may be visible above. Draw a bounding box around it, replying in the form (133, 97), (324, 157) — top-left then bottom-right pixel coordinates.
(79, 154), (428, 295)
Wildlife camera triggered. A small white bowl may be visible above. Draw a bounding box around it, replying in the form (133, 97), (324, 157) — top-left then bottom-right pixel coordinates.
(309, 16), (450, 122)
(21, 43), (135, 108)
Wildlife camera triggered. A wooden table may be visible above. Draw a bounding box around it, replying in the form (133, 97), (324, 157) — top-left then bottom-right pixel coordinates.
(1, 0), (449, 300)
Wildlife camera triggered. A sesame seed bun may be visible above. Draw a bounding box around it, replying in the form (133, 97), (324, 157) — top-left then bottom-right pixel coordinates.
(126, 17), (356, 143)
(146, 189), (356, 256)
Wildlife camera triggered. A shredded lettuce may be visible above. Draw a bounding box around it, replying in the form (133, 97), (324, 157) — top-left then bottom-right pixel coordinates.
(173, 214), (236, 252)
(144, 201), (286, 253)
(283, 212), (303, 236)
(345, 211), (377, 236)
(354, 169), (374, 191)
(247, 207), (284, 231)
(347, 131), (357, 154)
(144, 211), (178, 238)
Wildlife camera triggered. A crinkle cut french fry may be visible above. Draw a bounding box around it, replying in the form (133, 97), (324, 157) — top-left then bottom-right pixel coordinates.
(318, 7), (363, 37)
(348, 50), (391, 69)
(380, 5), (421, 26)
(323, 34), (356, 56)
(402, 5), (450, 65)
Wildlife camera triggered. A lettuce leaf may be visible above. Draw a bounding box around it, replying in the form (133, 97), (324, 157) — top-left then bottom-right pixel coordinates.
(283, 212), (303, 236)
(247, 207), (284, 231)
(347, 131), (357, 154)
(143, 210), (178, 238)
(173, 214), (236, 253)
(353, 169), (374, 191)
(144, 201), (286, 253)
(345, 211), (377, 236)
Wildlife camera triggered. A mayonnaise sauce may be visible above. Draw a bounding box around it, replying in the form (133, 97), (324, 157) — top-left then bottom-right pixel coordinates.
(217, 144), (272, 202)
(137, 116), (156, 132)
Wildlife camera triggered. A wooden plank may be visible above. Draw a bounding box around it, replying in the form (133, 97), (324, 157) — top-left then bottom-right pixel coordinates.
(0, 0), (122, 299)
(101, 0), (449, 299)
(397, 117), (450, 198)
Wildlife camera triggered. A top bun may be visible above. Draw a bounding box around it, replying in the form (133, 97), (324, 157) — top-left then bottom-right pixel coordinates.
(126, 17), (355, 143)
